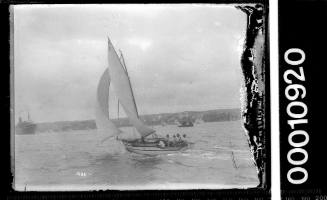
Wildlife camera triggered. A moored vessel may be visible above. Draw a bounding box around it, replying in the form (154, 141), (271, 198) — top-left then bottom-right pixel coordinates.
(16, 113), (36, 135)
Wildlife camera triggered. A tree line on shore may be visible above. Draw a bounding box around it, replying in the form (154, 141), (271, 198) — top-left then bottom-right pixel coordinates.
(35, 108), (241, 133)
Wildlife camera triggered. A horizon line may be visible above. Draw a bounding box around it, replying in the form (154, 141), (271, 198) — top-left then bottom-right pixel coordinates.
(32, 107), (241, 124)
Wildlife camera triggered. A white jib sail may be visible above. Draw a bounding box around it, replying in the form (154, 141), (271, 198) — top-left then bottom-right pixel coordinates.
(107, 37), (155, 138)
(95, 68), (121, 136)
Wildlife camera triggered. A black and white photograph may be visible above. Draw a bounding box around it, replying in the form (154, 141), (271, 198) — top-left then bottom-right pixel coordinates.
(11, 4), (268, 191)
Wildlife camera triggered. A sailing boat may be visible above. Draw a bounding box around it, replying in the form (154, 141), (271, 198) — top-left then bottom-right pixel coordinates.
(95, 37), (189, 156)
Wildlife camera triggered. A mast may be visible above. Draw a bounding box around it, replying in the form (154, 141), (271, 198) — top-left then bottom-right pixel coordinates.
(119, 50), (139, 118)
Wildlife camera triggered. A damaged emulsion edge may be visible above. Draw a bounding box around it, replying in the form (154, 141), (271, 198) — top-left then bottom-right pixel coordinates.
(9, 5), (16, 190)
(236, 4), (267, 188)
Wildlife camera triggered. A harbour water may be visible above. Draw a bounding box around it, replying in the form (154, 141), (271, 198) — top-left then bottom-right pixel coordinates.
(14, 120), (259, 191)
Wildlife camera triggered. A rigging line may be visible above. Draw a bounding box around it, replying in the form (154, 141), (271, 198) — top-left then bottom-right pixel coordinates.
(100, 135), (116, 144)
(119, 50), (128, 73)
(117, 48), (139, 118)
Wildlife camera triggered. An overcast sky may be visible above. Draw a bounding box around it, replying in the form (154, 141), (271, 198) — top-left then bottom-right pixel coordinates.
(13, 4), (246, 123)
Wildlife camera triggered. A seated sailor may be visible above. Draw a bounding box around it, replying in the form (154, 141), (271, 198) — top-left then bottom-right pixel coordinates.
(176, 133), (182, 142)
(172, 135), (177, 146)
(158, 140), (166, 148)
(166, 134), (170, 146)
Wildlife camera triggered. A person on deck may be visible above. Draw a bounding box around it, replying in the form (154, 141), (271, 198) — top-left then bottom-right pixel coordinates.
(180, 134), (187, 145)
(166, 134), (170, 147)
(176, 133), (182, 144)
(183, 134), (187, 141)
(173, 135), (177, 146)
(158, 140), (166, 148)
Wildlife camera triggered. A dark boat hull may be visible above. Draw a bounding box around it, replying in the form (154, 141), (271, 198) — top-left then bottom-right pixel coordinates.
(16, 122), (36, 135)
(178, 121), (194, 127)
(122, 141), (189, 156)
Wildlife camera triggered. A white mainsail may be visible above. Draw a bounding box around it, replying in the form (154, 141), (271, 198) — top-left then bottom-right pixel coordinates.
(107, 37), (155, 138)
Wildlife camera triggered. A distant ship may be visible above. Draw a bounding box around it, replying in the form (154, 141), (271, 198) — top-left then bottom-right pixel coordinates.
(16, 112), (36, 135)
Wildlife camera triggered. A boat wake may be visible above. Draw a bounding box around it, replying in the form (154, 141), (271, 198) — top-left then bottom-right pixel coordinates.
(97, 137), (126, 155)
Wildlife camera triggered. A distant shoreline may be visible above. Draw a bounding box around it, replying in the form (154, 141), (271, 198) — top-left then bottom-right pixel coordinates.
(33, 108), (241, 133)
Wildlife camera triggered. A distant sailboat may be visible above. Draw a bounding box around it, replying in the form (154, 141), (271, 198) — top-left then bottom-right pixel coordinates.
(95, 37), (189, 155)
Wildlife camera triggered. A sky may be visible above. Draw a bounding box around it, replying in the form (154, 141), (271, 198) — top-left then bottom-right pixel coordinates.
(13, 4), (247, 123)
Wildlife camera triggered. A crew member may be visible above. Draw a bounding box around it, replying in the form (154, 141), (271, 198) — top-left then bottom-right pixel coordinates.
(158, 140), (166, 148)
(173, 135), (177, 146)
(166, 134), (170, 146)
(176, 133), (182, 144)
